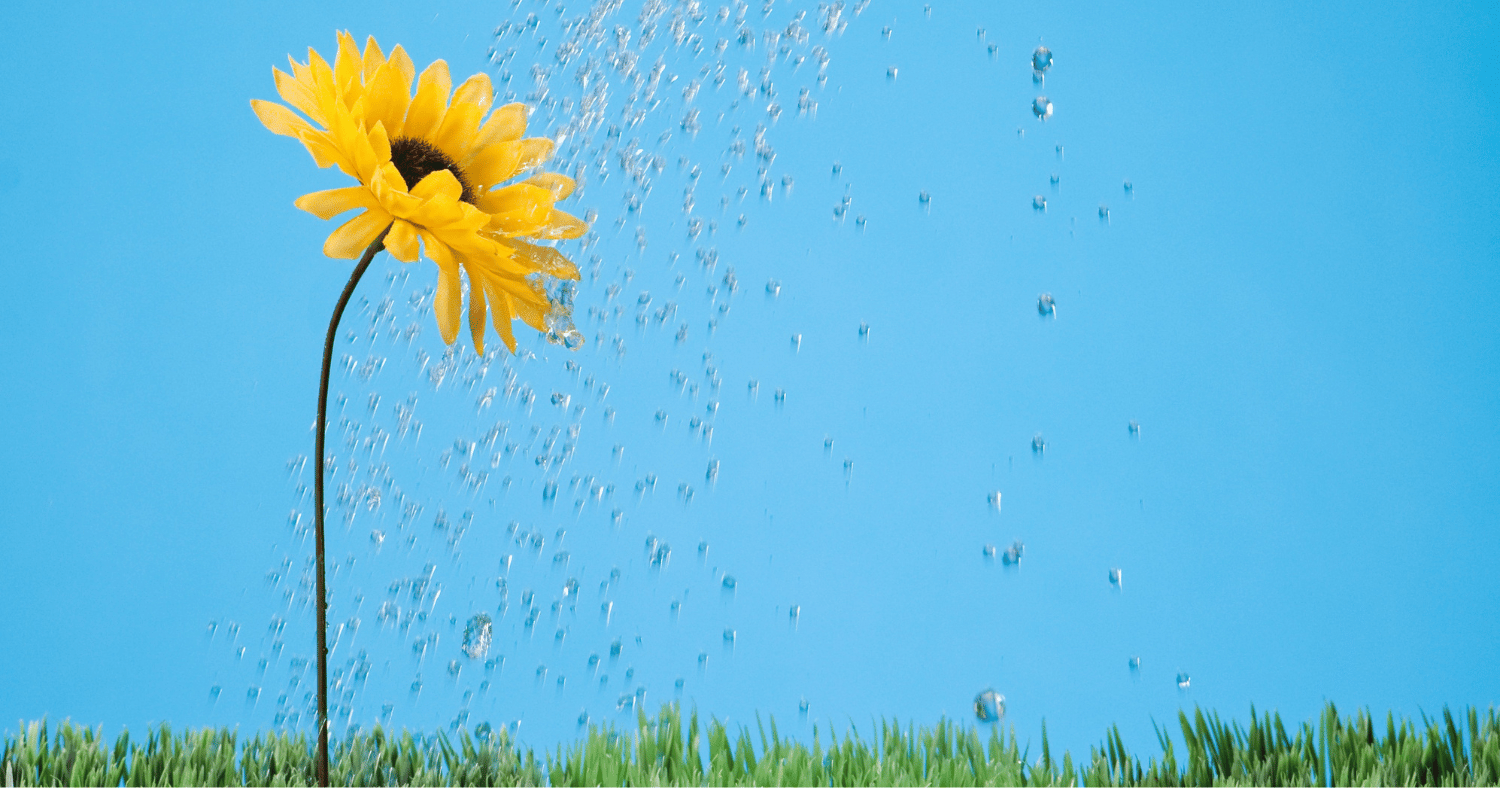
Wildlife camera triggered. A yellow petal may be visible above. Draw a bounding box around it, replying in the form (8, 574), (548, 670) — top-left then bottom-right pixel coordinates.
(272, 67), (324, 126)
(464, 143), (522, 190)
(476, 183), (553, 234)
(432, 96), (486, 163)
(323, 208), (392, 259)
(483, 279), (519, 352)
(525, 173), (576, 200)
(334, 31), (363, 106)
(510, 282), (548, 332)
(402, 60), (451, 141)
(363, 62), (411, 138)
(385, 219), (420, 262)
(468, 103), (528, 158)
(411, 169), (464, 202)
(434, 74), (493, 160)
(464, 263), (488, 355)
(514, 138), (556, 171)
(295, 129), (351, 171)
(507, 239), (581, 279)
(536, 209), (589, 240)
(387, 45), (416, 92)
(294, 186), (375, 219)
(306, 48), (339, 121)
(452, 74), (494, 117)
(360, 36), (387, 84)
(430, 251), (462, 345)
(251, 99), (313, 138)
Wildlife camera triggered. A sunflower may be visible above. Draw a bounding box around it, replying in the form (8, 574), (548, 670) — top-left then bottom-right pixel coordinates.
(252, 31), (587, 354)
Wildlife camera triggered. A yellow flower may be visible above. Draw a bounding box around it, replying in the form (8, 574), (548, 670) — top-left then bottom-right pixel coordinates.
(252, 31), (588, 354)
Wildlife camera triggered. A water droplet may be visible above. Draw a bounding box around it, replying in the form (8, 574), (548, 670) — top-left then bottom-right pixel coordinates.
(918, 190), (931, 204)
(723, 628), (736, 642)
(370, 530), (385, 545)
(1032, 96), (1053, 120)
(1129, 656), (1142, 673)
(1032, 46), (1053, 73)
(1031, 433), (1047, 454)
(789, 605), (800, 620)
(791, 334), (801, 351)
(886, 66), (899, 80)
(1128, 420), (1141, 437)
(858, 322), (870, 339)
(881, 26), (892, 38)
(987, 491), (1002, 511)
(1002, 540), (1025, 566)
(765, 279), (781, 297)
(1032, 195), (1047, 212)
(1037, 293), (1056, 317)
(1108, 568), (1123, 589)
(982, 544), (997, 560)
(448, 660), (462, 677)
(1098, 204), (1110, 222)
(799, 697), (810, 714)
(1176, 672), (1191, 690)
(974, 689), (1005, 722)
(722, 575), (737, 590)
(462, 614), (493, 659)
(1123, 180), (1134, 195)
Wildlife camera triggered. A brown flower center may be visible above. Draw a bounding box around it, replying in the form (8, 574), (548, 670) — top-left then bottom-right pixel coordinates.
(389, 137), (475, 204)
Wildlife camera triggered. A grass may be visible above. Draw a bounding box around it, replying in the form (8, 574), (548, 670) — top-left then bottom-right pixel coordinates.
(4, 702), (1498, 786)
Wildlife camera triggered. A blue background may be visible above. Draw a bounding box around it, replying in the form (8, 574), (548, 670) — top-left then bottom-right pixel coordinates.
(2, 0), (1497, 765)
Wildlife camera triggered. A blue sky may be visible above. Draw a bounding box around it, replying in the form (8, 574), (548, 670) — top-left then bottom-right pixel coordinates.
(1, 0), (1497, 763)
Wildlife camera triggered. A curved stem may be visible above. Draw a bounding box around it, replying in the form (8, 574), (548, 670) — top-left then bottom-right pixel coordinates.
(314, 226), (390, 788)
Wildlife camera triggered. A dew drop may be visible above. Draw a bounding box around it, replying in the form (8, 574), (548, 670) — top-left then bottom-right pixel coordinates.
(1032, 46), (1053, 73)
(462, 614), (493, 659)
(1032, 96), (1053, 120)
(974, 689), (1005, 722)
(1037, 293), (1056, 317)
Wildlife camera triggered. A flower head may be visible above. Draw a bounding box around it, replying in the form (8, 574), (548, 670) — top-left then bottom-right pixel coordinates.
(253, 32), (587, 353)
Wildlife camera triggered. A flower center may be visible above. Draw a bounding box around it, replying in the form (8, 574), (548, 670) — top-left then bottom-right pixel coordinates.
(389, 137), (475, 203)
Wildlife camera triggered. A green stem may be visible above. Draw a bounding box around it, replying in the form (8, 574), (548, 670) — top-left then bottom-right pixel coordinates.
(314, 225), (390, 788)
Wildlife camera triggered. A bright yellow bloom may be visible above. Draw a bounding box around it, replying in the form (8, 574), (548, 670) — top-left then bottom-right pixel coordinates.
(253, 31), (587, 354)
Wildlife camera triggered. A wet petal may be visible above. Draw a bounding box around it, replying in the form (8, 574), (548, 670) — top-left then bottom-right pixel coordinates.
(464, 143), (522, 190)
(464, 262), (488, 355)
(428, 244), (462, 345)
(469, 103), (528, 157)
(525, 173), (576, 200)
(535, 209), (588, 240)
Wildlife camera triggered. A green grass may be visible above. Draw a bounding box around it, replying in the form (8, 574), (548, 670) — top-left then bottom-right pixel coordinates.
(4, 702), (1498, 786)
